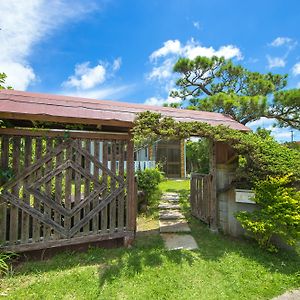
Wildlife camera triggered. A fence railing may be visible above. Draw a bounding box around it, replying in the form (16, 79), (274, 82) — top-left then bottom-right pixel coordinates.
(190, 173), (213, 225)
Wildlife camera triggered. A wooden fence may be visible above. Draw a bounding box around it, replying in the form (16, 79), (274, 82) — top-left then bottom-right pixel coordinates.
(0, 128), (136, 252)
(190, 173), (212, 225)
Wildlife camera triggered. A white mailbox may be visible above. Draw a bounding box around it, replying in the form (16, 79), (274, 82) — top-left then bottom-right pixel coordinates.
(235, 189), (255, 204)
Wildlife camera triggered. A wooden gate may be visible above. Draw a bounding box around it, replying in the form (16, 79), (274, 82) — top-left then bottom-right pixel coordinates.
(0, 128), (136, 252)
(190, 173), (212, 224)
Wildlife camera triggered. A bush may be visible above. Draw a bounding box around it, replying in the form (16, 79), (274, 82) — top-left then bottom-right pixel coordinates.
(136, 167), (164, 211)
(235, 175), (300, 252)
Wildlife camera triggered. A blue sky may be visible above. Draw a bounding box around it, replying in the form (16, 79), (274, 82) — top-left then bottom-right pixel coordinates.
(1, 0), (299, 141)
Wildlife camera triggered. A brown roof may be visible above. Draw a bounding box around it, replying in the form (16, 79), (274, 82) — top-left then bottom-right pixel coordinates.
(0, 90), (250, 131)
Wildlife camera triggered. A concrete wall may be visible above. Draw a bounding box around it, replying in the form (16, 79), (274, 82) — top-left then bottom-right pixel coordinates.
(216, 162), (258, 236)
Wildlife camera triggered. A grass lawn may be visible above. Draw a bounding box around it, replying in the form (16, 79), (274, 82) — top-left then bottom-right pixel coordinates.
(0, 180), (299, 299)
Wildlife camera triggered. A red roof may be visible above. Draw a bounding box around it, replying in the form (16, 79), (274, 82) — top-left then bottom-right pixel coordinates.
(0, 90), (250, 131)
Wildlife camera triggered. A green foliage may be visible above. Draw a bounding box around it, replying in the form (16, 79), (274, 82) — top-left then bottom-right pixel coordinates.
(133, 111), (300, 184)
(235, 175), (300, 252)
(170, 56), (299, 129)
(186, 138), (209, 174)
(270, 89), (300, 129)
(0, 72), (12, 90)
(0, 252), (17, 276)
(136, 167), (164, 210)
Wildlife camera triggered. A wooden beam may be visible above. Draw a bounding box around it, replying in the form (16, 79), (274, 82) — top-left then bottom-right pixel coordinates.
(1, 231), (134, 253)
(0, 112), (133, 128)
(0, 127), (130, 141)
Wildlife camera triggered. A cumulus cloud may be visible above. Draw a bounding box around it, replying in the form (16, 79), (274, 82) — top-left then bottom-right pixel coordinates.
(292, 62), (300, 76)
(266, 55), (286, 68)
(147, 39), (242, 99)
(63, 58), (122, 90)
(63, 62), (106, 90)
(150, 39), (242, 62)
(0, 0), (99, 90)
(150, 40), (182, 61)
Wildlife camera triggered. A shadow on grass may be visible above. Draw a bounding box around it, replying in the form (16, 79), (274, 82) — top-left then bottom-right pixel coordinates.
(8, 184), (300, 293)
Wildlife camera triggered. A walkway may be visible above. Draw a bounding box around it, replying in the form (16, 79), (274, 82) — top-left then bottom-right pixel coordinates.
(159, 192), (198, 250)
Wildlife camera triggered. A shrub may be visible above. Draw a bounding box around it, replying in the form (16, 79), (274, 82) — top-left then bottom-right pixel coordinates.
(136, 167), (164, 211)
(235, 175), (300, 252)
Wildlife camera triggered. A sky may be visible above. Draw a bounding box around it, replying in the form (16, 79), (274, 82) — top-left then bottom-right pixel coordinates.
(0, 0), (299, 142)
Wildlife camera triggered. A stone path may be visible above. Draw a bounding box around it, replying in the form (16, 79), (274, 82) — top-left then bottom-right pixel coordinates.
(272, 289), (300, 300)
(159, 192), (198, 250)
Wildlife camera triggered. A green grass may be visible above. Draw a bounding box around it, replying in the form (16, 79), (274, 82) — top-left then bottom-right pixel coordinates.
(159, 178), (190, 192)
(1, 180), (299, 300)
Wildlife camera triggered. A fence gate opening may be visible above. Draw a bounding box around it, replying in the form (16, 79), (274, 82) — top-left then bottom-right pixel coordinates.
(0, 129), (136, 252)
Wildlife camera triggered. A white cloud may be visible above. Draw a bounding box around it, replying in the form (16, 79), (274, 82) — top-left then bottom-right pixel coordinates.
(144, 95), (181, 106)
(61, 84), (134, 100)
(292, 62), (300, 76)
(63, 58), (122, 90)
(266, 55), (286, 68)
(248, 117), (300, 142)
(0, 0), (99, 90)
(270, 37), (293, 47)
(149, 39), (242, 62)
(147, 58), (174, 81)
(63, 62), (106, 90)
(150, 40), (182, 61)
(113, 57), (122, 71)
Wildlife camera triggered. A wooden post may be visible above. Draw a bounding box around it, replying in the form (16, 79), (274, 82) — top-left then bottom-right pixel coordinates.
(209, 139), (218, 232)
(126, 137), (136, 234)
(180, 139), (185, 178)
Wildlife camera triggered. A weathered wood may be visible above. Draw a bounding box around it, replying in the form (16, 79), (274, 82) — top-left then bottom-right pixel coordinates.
(83, 140), (91, 234)
(69, 187), (123, 237)
(101, 141), (108, 233)
(54, 138), (63, 238)
(0, 113), (133, 130)
(9, 137), (21, 243)
(64, 145), (72, 231)
(92, 140), (99, 233)
(74, 140), (82, 230)
(126, 138), (136, 232)
(0, 136), (9, 243)
(2, 231), (133, 253)
(2, 191), (68, 238)
(117, 141), (125, 232)
(209, 140), (218, 230)
(33, 138), (42, 242)
(110, 141), (117, 232)
(0, 127), (130, 141)
(1, 139), (73, 190)
(21, 136), (32, 243)
(0, 131), (132, 252)
(190, 173), (213, 225)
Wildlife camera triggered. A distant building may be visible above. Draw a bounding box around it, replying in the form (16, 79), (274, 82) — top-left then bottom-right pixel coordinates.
(135, 139), (186, 178)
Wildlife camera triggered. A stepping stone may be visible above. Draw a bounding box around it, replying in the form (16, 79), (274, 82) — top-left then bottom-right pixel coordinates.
(158, 203), (180, 210)
(163, 192), (178, 197)
(161, 233), (198, 250)
(159, 210), (185, 220)
(159, 219), (191, 233)
(161, 197), (179, 203)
